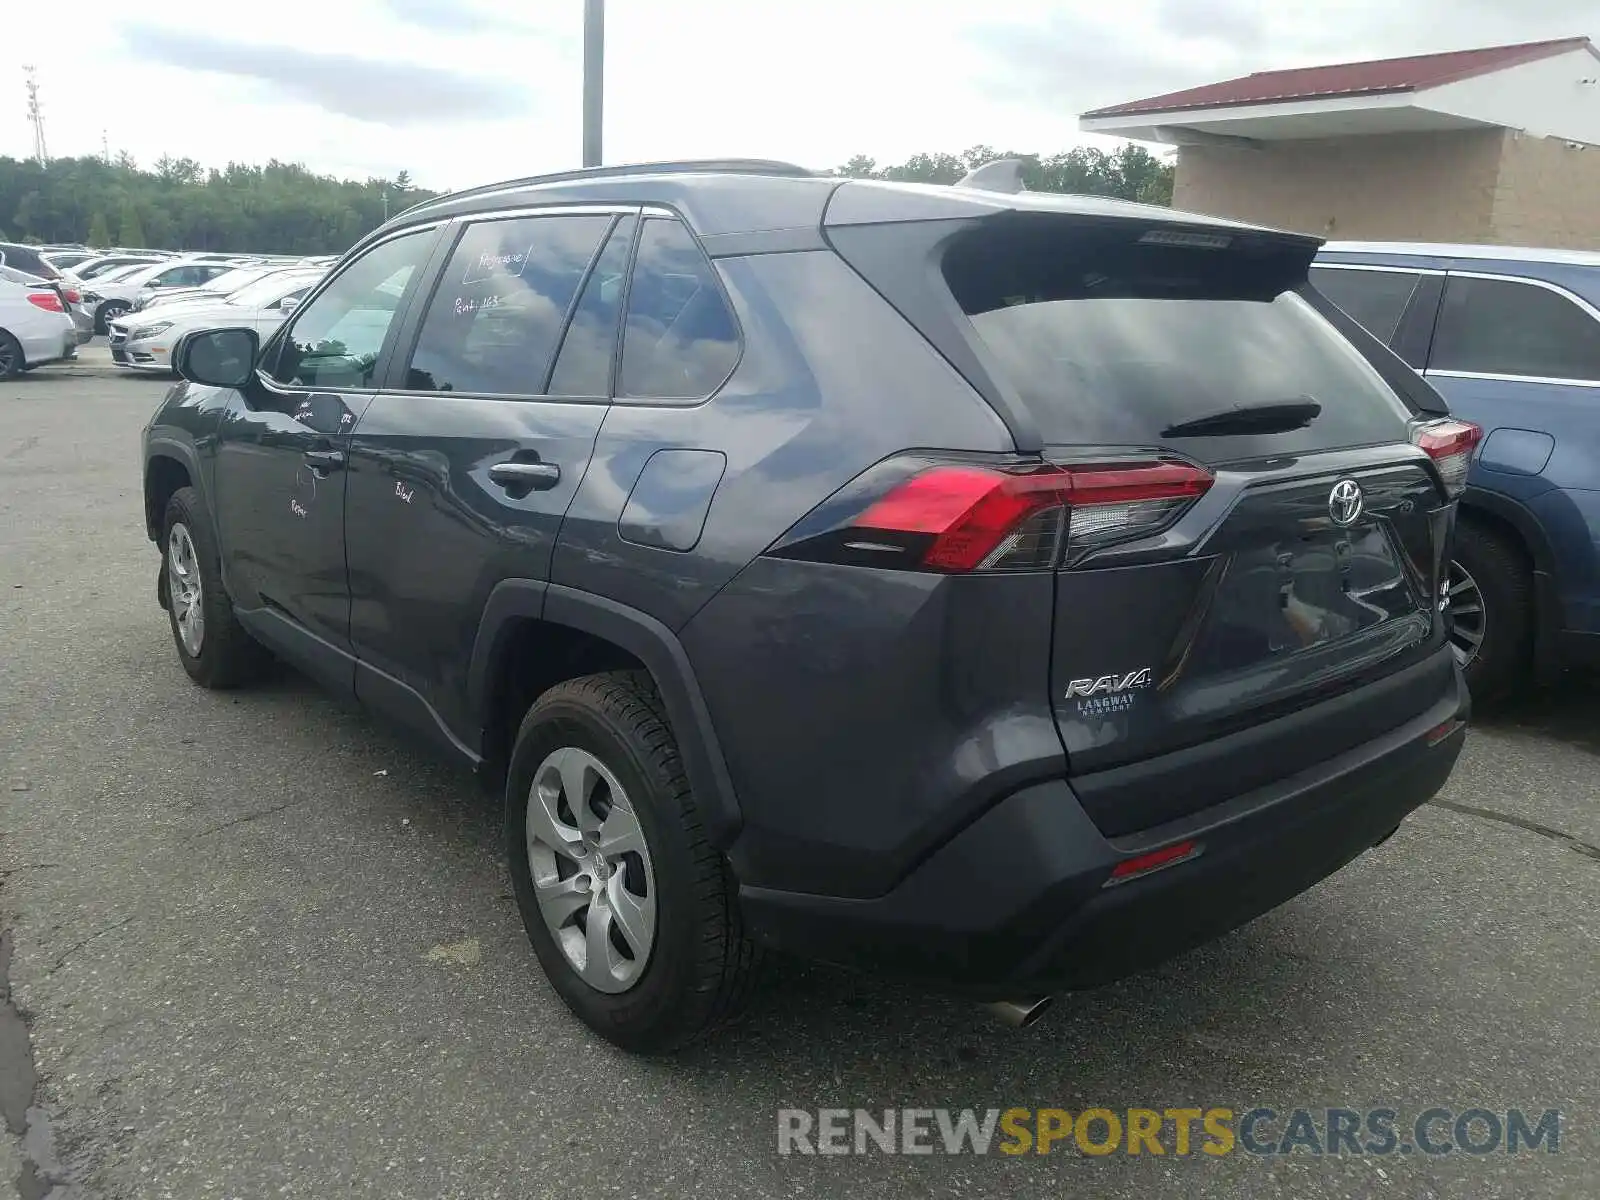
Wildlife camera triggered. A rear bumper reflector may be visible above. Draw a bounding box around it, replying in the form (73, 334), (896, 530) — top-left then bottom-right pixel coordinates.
(1103, 839), (1202, 886)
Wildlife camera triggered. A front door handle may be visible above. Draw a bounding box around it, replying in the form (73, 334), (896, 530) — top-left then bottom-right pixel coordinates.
(489, 461), (561, 491)
(303, 448), (346, 473)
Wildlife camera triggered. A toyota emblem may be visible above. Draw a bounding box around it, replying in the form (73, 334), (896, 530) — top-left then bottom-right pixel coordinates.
(1328, 479), (1364, 527)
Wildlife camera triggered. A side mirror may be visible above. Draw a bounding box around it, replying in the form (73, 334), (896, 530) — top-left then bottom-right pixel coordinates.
(279, 295), (301, 314)
(174, 327), (260, 389)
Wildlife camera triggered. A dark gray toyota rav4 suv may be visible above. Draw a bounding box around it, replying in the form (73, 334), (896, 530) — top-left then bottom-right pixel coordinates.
(142, 160), (1472, 1051)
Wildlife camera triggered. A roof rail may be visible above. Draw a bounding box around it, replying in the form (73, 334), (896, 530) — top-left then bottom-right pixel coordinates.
(398, 158), (815, 218)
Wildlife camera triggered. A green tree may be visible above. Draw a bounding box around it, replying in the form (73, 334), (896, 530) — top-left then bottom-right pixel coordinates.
(116, 199), (146, 247)
(834, 143), (1175, 205)
(87, 211), (112, 246)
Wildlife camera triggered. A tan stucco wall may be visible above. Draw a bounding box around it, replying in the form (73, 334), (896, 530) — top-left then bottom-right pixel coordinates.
(1170, 128), (1600, 248)
(1488, 131), (1600, 248)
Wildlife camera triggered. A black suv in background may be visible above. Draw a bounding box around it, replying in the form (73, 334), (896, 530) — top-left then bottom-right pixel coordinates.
(143, 160), (1471, 1051)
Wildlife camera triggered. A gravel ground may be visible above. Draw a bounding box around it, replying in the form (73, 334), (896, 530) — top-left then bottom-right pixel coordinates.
(2, 365), (1597, 1199)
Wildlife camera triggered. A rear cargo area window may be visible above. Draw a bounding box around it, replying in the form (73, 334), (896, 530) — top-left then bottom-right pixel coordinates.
(944, 220), (1413, 459)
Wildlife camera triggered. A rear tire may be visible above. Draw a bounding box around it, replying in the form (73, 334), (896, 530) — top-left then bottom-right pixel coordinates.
(0, 331), (22, 380)
(160, 487), (271, 689)
(506, 670), (760, 1053)
(1451, 518), (1532, 702)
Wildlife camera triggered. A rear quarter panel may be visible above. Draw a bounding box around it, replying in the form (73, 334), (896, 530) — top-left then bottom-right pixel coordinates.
(550, 247), (1015, 630)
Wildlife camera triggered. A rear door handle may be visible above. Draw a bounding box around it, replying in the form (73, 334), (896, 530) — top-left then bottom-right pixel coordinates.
(489, 461), (561, 491)
(303, 448), (346, 473)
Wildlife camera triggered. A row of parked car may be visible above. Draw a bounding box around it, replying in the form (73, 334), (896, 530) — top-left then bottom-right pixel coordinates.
(0, 241), (338, 355)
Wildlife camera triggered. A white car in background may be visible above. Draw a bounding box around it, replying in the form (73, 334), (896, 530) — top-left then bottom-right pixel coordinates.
(0, 273), (78, 379)
(109, 269), (324, 373)
(87, 258), (241, 333)
(132, 263), (277, 313)
(61, 254), (167, 287)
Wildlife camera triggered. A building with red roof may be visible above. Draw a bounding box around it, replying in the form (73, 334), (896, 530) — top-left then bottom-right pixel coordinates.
(1081, 38), (1600, 248)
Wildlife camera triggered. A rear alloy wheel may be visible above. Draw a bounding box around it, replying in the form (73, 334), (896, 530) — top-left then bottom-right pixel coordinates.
(506, 671), (760, 1052)
(1444, 560), (1485, 671)
(1449, 520), (1533, 702)
(0, 331), (23, 380)
(526, 745), (657, 994)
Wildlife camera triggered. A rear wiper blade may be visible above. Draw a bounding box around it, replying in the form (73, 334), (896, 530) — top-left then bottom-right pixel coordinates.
(1161, 399), (1322, 439)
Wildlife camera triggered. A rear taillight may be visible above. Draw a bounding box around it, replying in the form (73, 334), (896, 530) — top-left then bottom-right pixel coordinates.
(61, 288), (81, 304)
(26, 292), (65, 313)
(1410, 418), (1482, 498)
(770, 458), (1213, 573)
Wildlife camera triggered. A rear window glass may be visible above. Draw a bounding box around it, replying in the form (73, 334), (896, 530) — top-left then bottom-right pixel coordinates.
(945, 223), (1414, 460)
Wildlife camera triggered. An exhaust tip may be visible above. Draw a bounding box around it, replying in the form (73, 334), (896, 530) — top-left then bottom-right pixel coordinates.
(984, 996), (1055, 1029)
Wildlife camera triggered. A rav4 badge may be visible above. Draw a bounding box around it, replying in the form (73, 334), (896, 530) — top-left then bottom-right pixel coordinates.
(1064, 668), (1154, 699)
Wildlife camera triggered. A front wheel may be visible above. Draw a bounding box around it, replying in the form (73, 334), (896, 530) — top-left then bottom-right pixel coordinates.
(506, 671), (760, 1053)
(1448, 520), (1532, 702)
(161, 487), (270, 688)
(96, 301), (129, 334)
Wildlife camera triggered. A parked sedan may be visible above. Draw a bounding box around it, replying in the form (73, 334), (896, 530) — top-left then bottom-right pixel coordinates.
(0, 265), (95, 345)
(109, 270), (323, 373)
(0, 273), (78, 378)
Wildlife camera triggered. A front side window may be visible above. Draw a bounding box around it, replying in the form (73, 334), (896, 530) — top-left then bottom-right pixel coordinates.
(1431, 275), (1600, 383)
(1308, 266), (1421, 345)
(618, 218), (739, 400)
(269, 229), (433, 389)
(404, 214), (612, 396)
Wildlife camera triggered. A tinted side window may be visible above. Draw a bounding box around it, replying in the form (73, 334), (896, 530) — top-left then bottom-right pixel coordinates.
(404, 214), (610, 396)
(1432, 275), (1600, 383)
(269, 229), (433, 389)
(619, 218), (738, 399)
(1308, 266), (1420, 344)
(547, 216), (635, 396)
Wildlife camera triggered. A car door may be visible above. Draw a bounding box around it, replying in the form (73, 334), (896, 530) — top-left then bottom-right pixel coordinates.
(343, 207), (634, 751)
(1423, 271), (1600, 486)
(209, 225), (442, 696)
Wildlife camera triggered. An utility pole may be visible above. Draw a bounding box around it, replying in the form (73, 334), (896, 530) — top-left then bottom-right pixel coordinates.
(582, 0), (604, 167)
(102, 129), (110, 163)
(24, 66), (48, 165)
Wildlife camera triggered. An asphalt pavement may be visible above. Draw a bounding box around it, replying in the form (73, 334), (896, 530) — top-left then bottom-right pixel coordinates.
(2, 363), (1597, 1199)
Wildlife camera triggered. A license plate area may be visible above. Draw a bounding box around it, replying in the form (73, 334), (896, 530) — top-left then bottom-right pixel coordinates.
(1192, 523), (1418, 669)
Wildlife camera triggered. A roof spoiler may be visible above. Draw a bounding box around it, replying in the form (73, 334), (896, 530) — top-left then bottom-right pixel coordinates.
(956, 159), (1027, 194)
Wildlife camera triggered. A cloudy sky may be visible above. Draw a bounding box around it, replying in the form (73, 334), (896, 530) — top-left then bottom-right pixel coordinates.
(6, 0), (1594, 189)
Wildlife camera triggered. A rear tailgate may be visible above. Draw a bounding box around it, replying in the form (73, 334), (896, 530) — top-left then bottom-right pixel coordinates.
(850, 205), (1461, 836)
